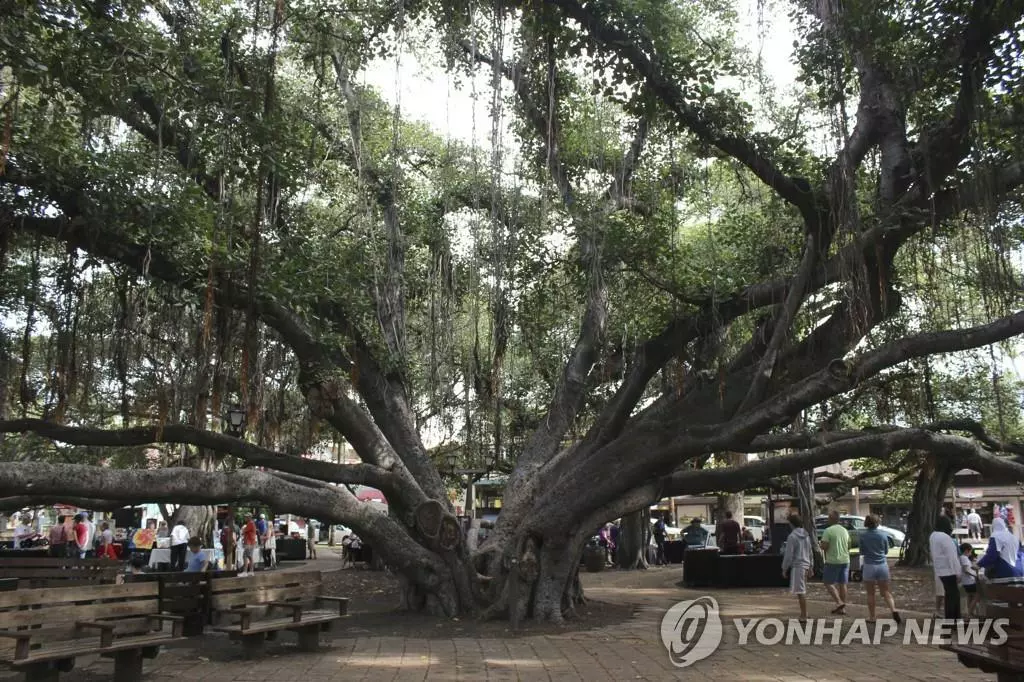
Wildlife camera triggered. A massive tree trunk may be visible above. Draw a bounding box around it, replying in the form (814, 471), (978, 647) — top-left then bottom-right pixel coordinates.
(616, 508), (650, 570)
(170, 505), (216, 543)
(901, 454), (957, 567)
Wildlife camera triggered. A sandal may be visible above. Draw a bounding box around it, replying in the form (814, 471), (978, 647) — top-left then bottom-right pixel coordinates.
(831, 604), (846, 615)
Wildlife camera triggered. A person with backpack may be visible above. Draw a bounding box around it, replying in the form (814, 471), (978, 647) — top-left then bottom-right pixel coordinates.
(220, 521), (237, 570)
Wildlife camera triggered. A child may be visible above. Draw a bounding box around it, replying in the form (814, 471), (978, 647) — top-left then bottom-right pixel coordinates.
(960, 543), (980, 617)
(183, 537), (209, 573)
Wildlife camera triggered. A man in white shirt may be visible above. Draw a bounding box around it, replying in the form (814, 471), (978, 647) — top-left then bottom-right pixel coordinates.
(966, 509), (983, 539)
(930, 516), (963, 620)
(82, 513), (96, 558)
(170, 522), (190, 571)
(12, 517), (32, 549)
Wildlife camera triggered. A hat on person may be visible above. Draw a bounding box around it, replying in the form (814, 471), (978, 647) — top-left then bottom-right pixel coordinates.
(259, 514), (266, 519)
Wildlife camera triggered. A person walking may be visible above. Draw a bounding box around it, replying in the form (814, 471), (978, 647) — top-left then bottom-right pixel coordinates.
(930, 514), (963, 620)
(72, 514), (89, 559)
(220, 521), (238, 570)
(859, 514), (901, 624)
(966, 508), (983, 540)
(716, 511), (743, 555)
(781, 513), (813, 622)
(653, 515), (668, 565)
(306, 519), (318, 560)
(170, 520), (190, 571)
(820, 511), (851, 614)
(241, 514), (258, 576)
(977, 517), (1024, 579)
(263, 519), (277, 569)
(82, 513), (96, 558)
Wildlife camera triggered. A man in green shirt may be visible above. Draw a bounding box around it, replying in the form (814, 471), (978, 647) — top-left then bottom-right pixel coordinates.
(819, 511), (850, 614)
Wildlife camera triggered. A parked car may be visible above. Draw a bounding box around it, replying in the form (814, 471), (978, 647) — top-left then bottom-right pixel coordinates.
(814, 515), (905, 548)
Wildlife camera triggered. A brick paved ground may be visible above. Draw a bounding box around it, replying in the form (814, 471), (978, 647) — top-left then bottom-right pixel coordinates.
(2, 562), (996, 681)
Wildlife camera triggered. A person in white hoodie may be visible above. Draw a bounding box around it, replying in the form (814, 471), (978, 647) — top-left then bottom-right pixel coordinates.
(929, 514), (962, 620)
(782, 513), (815, 622)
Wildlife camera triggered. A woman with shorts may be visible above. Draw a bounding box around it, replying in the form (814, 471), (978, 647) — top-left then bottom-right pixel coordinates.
(859, 514), (902, 624)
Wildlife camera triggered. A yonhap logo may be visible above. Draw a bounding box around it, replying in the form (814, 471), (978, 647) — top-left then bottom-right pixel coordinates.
(659, 596), (723, 667)
(659, 595), (1012, 668)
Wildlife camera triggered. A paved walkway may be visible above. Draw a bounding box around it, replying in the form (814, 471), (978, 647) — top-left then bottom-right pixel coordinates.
(7, 565), (995, 681)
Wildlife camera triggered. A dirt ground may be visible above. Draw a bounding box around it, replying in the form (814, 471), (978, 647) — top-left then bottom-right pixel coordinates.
(320, 566), (636, 639)
(710, 563), (944, 614)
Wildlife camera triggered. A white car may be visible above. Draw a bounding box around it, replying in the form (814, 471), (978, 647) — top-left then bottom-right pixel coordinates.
(743, 516), (766, 542)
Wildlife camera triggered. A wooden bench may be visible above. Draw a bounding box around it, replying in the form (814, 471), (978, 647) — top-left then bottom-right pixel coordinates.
(0, 582), (183, 681)
(0, 557), (122, 588)
(945, 580), (1024, 681)
(126, 571), (237, 636)
(209, 570), (347, 655)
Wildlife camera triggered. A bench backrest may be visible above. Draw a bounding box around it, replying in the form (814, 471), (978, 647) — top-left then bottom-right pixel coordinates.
(126, 571), (238, 617)
(209, 570), (323, 610)
(0, 582), (161, 658)
(0, 557), (123, 588)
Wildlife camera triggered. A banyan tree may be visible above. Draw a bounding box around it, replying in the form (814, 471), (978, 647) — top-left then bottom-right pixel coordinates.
(1, 0), (1024, 620)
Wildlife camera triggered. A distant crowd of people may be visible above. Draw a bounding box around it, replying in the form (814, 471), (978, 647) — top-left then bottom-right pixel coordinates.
(43, 512), (117, 560)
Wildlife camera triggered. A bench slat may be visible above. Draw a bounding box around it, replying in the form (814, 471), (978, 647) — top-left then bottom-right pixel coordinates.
(212, 611), (340, 635)
(0, 582), (155, 608)
(0, 600), (160, 630)
(0, 558), (120, 567)
(211, 585), (320, 609)
(210, 571), (320, 593)
(0, 568), (121, 579)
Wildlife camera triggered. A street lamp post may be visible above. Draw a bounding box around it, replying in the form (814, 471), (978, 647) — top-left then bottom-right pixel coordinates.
(225, 405), (247, 438)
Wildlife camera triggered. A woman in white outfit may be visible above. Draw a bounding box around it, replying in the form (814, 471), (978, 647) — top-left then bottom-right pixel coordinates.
(782, 513), (814, 622)
(929, 515), (962, 620)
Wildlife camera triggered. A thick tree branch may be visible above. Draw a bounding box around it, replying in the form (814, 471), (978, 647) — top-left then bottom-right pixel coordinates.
(736, 232), (818, 413)
(0, 462), (450, 585)
(0, 418), (421, 500)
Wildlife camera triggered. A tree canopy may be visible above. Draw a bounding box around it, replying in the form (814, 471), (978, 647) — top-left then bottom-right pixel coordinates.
(1, 0), (1023, 620)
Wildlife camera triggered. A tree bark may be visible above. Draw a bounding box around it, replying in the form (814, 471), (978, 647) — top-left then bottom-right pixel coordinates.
(616, 508), (650, 570)
(901, 454), (956, 567)
(794, 470), (824, 573)
(170, 505), (215, 544)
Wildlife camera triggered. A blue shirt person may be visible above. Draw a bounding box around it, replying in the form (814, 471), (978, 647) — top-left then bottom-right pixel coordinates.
(183, 538), (209, 573)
